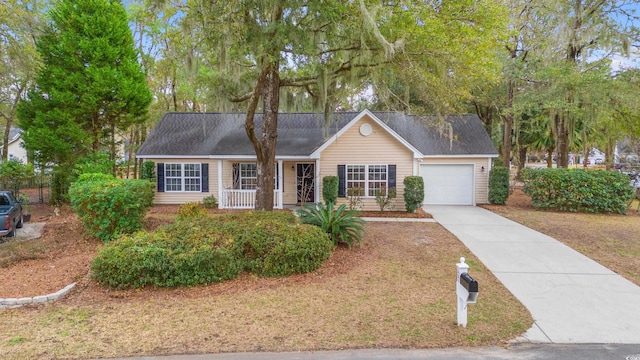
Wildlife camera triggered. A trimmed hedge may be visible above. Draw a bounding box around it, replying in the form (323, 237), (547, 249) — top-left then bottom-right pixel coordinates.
(177, 202), (208, 219)
(202, 195), (218, 209)
(91, 217), (244, 288)
(69, 174), (155, 242)
(90, 211), (333, 288)
(241, 221), (333, 277)
(322, 176), (339, 204)
(403, 176), (424, 212)
(521, 168), (634, 214)
(488, 166), (510, 205)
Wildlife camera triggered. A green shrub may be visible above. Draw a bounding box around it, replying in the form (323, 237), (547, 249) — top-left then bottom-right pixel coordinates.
(91, 218), (244, 288)
(177, 202), (208, 219)
(403, 176), (424, 212)
(140, 160), (156, 181)
(296, 202), (366, 248)
(241, 221), (333, 277)
(77, 173), (115, 182)
(69, 175), (155, 242)
(91, 210), (333, 288)
(50, 168), (70, 205)
(0, 159), (33, 195)
(374, 184), (396, 211)
(346, 187), (364, 210)
(223, 210), (299, 226)
(322, 176), (339, 204)
(72, 153), (114, 178)
(521, 168), (634, 214)
(202, 195), (218, 209)
(488, 166), (510, 205)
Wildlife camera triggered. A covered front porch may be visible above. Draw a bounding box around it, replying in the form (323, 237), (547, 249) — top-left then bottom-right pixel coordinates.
(217, 159), (319, 209)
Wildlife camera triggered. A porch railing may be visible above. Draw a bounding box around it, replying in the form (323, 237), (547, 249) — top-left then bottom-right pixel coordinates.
(220, 189), (281, 209)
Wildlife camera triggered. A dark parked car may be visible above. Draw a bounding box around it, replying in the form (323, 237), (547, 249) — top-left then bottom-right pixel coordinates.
(0, 191), (23, 237)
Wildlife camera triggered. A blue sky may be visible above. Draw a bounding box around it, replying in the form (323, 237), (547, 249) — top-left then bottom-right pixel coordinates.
(610, 1), (640, 70)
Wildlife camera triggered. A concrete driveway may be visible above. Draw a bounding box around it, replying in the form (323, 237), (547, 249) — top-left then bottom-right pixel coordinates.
(0, 222), (44, 243)
(425, 205), (640, 344)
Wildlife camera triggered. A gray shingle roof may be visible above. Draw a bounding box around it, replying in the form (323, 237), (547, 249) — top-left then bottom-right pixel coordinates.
(136, 111), (497, 157)
(8, 127), (22, 144)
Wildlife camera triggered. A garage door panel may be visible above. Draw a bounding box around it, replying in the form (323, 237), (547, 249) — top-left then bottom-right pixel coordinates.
(420, 164), (474, 205)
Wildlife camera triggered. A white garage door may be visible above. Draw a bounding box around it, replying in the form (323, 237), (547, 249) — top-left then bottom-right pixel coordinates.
(420, 164), (474, 205)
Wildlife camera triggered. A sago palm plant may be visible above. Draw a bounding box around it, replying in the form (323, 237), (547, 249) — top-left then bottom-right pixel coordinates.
(296, 202), (366, 248)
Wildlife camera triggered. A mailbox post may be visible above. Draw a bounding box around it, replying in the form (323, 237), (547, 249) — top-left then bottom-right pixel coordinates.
(456, 257), (478, 327)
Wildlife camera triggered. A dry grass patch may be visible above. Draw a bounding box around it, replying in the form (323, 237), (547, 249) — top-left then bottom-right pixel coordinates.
(485, 189), (640, 285)
(0, 221), (531, 359)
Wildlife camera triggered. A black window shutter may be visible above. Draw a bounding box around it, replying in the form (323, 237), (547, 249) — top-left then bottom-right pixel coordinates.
(337, 165), (346, 197)
(157, 163), (165, 192)
(232, 163), (240, 189)
(388, 164), (396, 189)
(201, 163), (209, 192)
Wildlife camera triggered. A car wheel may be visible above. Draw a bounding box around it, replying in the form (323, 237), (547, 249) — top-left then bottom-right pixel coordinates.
(16, 215), (23, 228)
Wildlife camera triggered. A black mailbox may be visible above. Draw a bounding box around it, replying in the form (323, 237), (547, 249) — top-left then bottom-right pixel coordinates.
(460, 273), (478, 293)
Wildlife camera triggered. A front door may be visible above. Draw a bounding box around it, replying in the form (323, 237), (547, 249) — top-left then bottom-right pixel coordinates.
(296, 163), (315, 204)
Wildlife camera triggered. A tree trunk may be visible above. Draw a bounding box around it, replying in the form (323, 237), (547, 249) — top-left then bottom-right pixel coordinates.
(2, 121), (10, 161)
(110, 122), (117, 175)
(517, 146), (527, 179)
(473, 101), (493, 134)
(547, 149), (553, 168)
(2, 83), (26, 161)
(243, 59), (279, 211)
(605, 137), (614, 171)
(254, 65), (279, 210)
(503, 80), (514, 168)
(555, 113), (569, 168)
(92, 113), (101, 152)
(171, 76), (178, 111)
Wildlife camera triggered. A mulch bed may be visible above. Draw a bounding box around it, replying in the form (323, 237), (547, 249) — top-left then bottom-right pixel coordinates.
(148, 205), (432, 218)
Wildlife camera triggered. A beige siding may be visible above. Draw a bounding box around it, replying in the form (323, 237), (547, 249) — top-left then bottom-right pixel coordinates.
(151, 159), (218, 205)
(421, 158), (492, 204)
(220, 160), (293, 200)
(319, 116), (415, 211)
(152, 159), (296, 206)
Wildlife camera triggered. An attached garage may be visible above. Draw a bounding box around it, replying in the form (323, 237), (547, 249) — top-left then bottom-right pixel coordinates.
(420, 164), (474, 205)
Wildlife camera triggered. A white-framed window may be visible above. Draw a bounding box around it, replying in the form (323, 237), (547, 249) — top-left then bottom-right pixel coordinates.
(346, 164), (387, 197)
(233, 162), (280, 190)
(367, 165), (388, 196)
(165, 163), (201, 192)
(239, 163), (257, 190)
(346, 165), (366, 196)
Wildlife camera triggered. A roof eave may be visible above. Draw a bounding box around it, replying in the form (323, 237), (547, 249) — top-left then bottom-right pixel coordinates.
(421, 154), (499, 158)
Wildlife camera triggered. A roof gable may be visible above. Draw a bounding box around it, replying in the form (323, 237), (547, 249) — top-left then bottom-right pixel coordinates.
(310, 110), (423, 159)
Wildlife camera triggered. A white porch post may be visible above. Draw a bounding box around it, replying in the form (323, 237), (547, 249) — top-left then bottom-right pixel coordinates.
(217, 160), (224, 208)
(277, 160), (283, 209)
(315, 159), (320, 203)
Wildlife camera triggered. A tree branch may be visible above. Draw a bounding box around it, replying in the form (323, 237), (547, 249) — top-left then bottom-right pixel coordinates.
(229, 92), (253, 103)
(244, 63), (269, 161)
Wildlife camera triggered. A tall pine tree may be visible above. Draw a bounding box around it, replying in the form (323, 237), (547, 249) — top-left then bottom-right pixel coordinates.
(18, 0), (151, 171)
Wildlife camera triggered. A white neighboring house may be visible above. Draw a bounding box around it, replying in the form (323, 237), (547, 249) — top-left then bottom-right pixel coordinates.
(578, 148), (605, 165)
(2, 127), (28, 164)
(588, 148), (605, 165)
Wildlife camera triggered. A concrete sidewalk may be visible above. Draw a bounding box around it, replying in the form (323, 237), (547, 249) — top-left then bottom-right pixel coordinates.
(425, 205), (640, 344)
